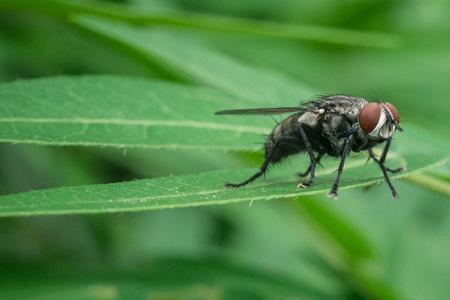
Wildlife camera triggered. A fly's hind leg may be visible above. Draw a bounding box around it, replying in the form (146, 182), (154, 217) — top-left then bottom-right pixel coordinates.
(297, 125), (322, 188)
(224, 158), (271, 188)
(224, 141), (279, 188)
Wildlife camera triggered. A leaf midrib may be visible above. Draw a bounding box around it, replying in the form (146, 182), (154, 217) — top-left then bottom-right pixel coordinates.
(0, 158), (445, 217)
(0, 117), (270, 134)
(0, 153), (413, 209)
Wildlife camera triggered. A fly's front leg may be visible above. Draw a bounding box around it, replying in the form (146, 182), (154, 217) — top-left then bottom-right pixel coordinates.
(368, 138), (404, 173)
(328, 135), (354, 198)
(368, 137), (403, 199)
(297, 126), (320, 188)
(368, 149), (403, 173)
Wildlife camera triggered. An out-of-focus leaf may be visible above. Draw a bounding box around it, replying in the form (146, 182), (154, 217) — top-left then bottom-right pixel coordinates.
(406, 173), (450, 197)
(326, 180), (450, 300)
(72, 15), (314, 104)
(296, 198), (373, 262)
(294, 198), (401, 300)
(0, 144), (102, 195)
(0, 258), (335, 300)
(0, 0), (399, 48)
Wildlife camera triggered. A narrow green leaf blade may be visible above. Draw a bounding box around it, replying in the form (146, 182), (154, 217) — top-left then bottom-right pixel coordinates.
(0, 258), (333, 300)
(72, 15), (314, 104)
(297, 198), (374, 261)
(0, 148), (446, 217)
(0, 0), (399, 48)
(0, 76), (273, 150)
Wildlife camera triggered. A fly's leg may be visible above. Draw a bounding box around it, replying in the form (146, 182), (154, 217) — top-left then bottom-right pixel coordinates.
(368, 150), (403, 173)
(297, 154), (324, 188)
(368, 137), (402, 199)
(297, 154), (324, 177)
(297, 126), (321, 188)
(368, 140), (404, 174)
(328, 135), (354, 198)
(297, 164), (312, 177)
(224, 160), (269, 188)
(224, 141), (279, 188)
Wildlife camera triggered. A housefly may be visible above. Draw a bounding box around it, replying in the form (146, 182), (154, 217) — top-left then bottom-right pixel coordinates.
(215, 95), (404, 198)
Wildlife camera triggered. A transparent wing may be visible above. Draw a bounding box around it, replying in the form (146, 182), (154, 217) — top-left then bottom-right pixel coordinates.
(215, 107), (300, 115)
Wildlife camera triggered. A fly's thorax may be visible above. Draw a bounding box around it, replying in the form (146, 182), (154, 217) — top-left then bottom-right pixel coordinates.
(358, 102), (401, 140)
(297, 109), (324, 127)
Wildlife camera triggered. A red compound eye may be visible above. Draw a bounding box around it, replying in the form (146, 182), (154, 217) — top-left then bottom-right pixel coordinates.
(384, 102), (400, 123)
(359, 103), (381, 134)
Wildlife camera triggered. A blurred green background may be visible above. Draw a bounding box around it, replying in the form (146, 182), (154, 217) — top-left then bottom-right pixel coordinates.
(0, 0), (449, 299)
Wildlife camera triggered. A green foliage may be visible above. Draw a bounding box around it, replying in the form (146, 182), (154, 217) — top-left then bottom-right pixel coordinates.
(0, 150), (445, 217)
(0, 76), (268, 150)
(0, 1), (449, 300)
(0, 0), (399, 47)
(72, 15), (314, 103)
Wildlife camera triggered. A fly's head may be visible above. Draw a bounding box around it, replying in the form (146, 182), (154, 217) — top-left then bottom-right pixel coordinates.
(358, 102), (402, 140)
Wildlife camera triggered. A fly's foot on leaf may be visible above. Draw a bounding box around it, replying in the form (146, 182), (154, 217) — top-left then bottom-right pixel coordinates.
(297, 180), (313, 189)
(224, 182), (241, 189)
(327, 191), (338, 199)
(391, 190), (398, 199)
(297, 182), (307, 189)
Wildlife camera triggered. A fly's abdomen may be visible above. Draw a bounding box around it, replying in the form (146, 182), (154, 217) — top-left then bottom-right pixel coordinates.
(265, 114), (305, 163)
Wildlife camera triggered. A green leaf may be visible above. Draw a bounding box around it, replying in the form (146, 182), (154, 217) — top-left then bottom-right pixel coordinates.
(0, 258), (333, 300)
(406, 173), (450, 197)
(0, 76), (448, 217)
(72, 15), (314, 104)
(296, 198), (374, 262)
(0, 0), (399, 48)
(0, 76), (273, 150)
(0, 144), (446, 217)
(294, 197), (403, 300)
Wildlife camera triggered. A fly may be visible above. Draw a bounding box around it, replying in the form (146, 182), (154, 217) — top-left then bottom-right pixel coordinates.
(215, 95), (404, 198)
